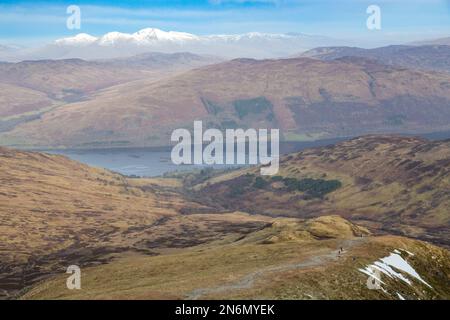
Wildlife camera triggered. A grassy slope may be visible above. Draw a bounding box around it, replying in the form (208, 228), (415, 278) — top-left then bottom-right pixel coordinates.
(0, 147), (181, 263)
(3, 57), (450, 148)
(0, 57), (218, 147)
(0, 147), (270, 297)
(195, 135), (450, 246)
(1, 143), (449, 300)
(21, 216), (450, 300)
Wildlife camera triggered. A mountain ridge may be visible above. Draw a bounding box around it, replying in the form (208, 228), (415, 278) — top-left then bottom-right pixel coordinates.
(0, 52), (220, 135)
(0, 28), (349, 61)
(193, 135), (450, 247)
(300, 44), (450, 73)
(3, 56), (450, 148)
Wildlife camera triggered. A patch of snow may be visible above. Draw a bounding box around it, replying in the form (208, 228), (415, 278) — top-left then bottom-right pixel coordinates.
(42, 27), (350, 60)
(397, 292), (406, 300)
(380, 253), (432, 288)
(133, 28), (199, 43)
(55, 33), (98, 46)
(358, 251), (433, 293)
(358, 266), (386, 285)
(373, 259), (412, 285)
(99, 32), (134, 46)
(398, 248), (415, 256)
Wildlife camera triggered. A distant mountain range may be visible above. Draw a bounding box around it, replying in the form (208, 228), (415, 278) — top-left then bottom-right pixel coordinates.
(2, 39), (450, 149)
(0, 28), (350, 61)
(2, 29), (450, 62)
(300, 45), (450, 73)
(410, 36), (450, 46)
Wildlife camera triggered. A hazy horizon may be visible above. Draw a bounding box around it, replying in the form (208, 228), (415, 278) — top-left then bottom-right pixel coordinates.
(1, 0), (449, 48)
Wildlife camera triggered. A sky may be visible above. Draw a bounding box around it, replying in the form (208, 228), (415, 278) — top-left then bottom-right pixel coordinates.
(0, 0), (449, 46)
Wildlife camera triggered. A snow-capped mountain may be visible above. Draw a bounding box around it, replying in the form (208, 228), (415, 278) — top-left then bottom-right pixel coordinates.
(57, 29), (315, 46)
(132, 28), (200, 43)
(97, 32), (135, 46)
(0, 28), (350, 61)
(71, 28), (201, 47)
(55, 33), (98, 46)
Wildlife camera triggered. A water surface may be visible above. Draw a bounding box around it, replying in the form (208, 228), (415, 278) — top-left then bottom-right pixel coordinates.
(45, 132), (450, 177)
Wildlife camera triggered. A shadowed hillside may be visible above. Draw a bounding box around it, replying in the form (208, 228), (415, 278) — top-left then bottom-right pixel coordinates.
(0, 54), (219, 137)
(0, 147), (269, 298)
(1, 137), (449, 300)
(193, 135), (450, 246)
(21, 215), (450, 300)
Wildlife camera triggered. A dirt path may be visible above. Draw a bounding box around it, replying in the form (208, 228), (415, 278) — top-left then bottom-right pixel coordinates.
(186, 237), (367, 299)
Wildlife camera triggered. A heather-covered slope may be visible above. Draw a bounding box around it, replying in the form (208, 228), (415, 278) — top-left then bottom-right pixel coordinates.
(2, 57), (450, 148)
(0, 54), (219, 137)
(0, 147), (268, 298)
(1, 137), (449, 300)
(194, 135), (450, 246)
(21, 216), (450, 300)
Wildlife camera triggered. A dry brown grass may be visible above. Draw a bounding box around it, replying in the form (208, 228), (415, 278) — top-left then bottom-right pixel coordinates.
(3, 58), (450, 148)
(0, 145), (449, 300)
(197, 135), (450, 245)
(20, 229), (450, 300)
(0, 147), (277, 298)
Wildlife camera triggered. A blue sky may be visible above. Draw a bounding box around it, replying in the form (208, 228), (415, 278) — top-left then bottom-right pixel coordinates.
(1, 0), (449, 45)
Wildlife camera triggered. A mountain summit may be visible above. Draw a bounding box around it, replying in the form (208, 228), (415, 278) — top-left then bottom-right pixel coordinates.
(57, 28), (201, 47)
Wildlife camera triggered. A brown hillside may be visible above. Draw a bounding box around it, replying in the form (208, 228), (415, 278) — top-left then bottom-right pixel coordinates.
(0, 147), (268, 298)
(195, 135), (450, 246)
(2, 57), (450, 148)
(0, 55), (219, 139)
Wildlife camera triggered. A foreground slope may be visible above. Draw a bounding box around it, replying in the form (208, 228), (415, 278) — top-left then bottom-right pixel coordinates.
(0, 147), (269, 298)
(21, 216), (450, 300)
(1, 142), (449, 300)
(195, 135), (450, 246)
(3, 57), (450, 148)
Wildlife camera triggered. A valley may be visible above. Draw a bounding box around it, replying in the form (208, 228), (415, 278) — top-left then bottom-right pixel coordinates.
(0, 36), (449, 301)
(0, 134), (449, 300)
(0, 147), (269, 298)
